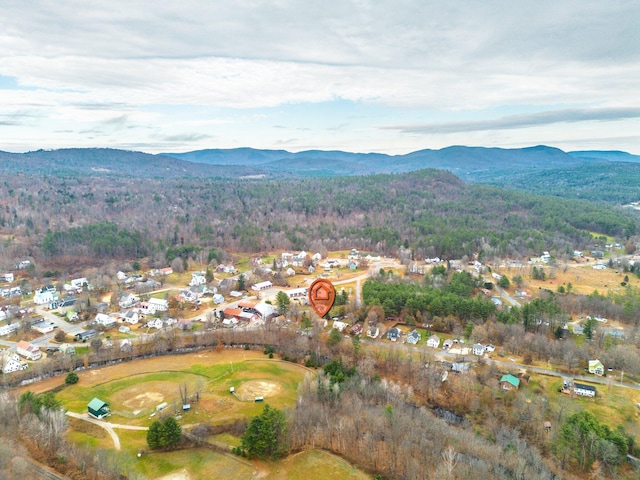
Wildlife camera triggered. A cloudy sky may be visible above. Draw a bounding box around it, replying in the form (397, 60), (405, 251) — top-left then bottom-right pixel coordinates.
(1, 1), (639, 154)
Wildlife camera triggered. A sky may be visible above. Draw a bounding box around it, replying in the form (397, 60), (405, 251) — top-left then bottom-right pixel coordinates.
(1, 1), (639, 155)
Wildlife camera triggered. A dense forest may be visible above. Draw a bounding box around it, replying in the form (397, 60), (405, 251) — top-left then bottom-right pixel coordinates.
(0, 168), (637, 272)
(479, 162), (640, 205)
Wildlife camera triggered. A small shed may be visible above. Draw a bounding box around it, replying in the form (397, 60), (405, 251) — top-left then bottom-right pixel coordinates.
(88, 398), (110, 419)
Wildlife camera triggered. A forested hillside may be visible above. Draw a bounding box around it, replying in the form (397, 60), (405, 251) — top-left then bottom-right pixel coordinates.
(479, 162), (640, 205)
(0, 168), (636, 272)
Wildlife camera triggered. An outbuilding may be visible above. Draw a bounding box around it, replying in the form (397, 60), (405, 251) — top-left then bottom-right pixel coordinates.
(88, 398), (110, 419)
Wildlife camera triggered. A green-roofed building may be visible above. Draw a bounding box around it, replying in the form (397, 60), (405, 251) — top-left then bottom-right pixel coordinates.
(499, 374), (520, 391)
(88, 398), (110, 419)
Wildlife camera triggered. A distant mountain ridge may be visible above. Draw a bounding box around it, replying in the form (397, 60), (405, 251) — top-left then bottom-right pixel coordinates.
(1, 145), (638, 181)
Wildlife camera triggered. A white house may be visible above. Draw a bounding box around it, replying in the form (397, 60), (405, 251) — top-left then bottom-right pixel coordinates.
(0, 322), (19, 337)
(222, 317), (238, 328)
(292, 251), (307, 267)
(1, 351), (27, 374)
(71, 277), (89, 288)
(367, 327), (379, 339)
(147, 318), (164, 329)
(574, 383), (596, 397)
(588, 359), (604, 376)
(119, 293), (139, 309)
(120, 310), (139, 325)
(16, 340), (41, 361)
(473, 343), (485, 356)
(427, 335), (440, 348)
(147, 298), (169, 314)
(95, 313), (116, 327)
(34, 290), (58, 305)
(252, 281), (273, 291)
(189, 271), (207, 287)
(332, 320), (348, 332)
(0, 272), (14, 283)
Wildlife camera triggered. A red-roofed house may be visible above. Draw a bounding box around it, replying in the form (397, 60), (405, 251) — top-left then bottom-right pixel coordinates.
(16, 340), (42, 361)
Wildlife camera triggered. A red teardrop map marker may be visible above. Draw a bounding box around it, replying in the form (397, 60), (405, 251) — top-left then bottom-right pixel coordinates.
(308, 278), (336, 318)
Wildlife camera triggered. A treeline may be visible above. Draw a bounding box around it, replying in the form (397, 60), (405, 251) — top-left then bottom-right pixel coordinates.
(41, 222), (148, 258)
(362, 273), (497, 321)
(0, 168), (637, 269)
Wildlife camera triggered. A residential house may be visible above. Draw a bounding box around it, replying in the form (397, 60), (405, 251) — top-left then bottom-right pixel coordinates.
(332, 320), (348, 332)
(427, 335), (440, 348)
(407, 329), (421, 345)
(189, 271), (207, 287)
(588, 359), (604, 376)
(350, 323), (363, 336)
(485, 344), (496, 353)
(212, 293), (225, 304)
(286, 288), (308, 299)
(0, 273), (14, 283)
(0, 322), (19, 337)
(292, 251), (307, 267)
(16, 340), (42, 361)
(120, 339), (132, 352)
(146, 318), (163, 329)
(572, 324), (584, 335)
(473, 343), (485, 356)
(118, 292), (140, 308)
(348, 249), (360, 260)
(452, 362), (470, 374)
(58, 343), (75, 355)
(65, 310), (79, 322)
(147, 298), (168, 314)
(34, 289), (58, 305)
(74, 329), (97, 342)
(442, 339), (454, 350)
(367, 327), (379, 339)
(1, 351), (27, 373)
(252, 281), (273, 291)
(500, 374), (520, 391)
(31, 319), (57, 334)
(88, 398), (110, 419)
(574, 383), (596, 397)
(95, 313), (116, 328)
(222, 317), (238, 328)
(387, 327), (400, 342)
(120, 310), (139, 325)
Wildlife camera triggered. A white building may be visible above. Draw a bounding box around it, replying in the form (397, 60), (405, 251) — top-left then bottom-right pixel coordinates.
(34, 290), (58, 305)
(189, 271), (207, 287)
(1, 351), (28, 373)
(95, 313), (116, 327)
(16, 340), (41, 361)
(0, 323), (19, 337)
(147, 298), (169, 314)
(252, 281), (273, 291)
(427, 335), (441, 348)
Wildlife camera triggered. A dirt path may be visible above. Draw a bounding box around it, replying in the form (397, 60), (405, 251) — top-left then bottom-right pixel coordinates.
(66, 411), (149, 450)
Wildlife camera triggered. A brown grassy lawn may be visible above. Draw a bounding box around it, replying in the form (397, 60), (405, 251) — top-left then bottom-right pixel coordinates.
(497, 263), (638, 297)
(262, 449), (372, 480)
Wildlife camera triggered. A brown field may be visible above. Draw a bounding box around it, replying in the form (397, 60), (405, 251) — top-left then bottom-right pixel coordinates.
(497, 262), (638, 297)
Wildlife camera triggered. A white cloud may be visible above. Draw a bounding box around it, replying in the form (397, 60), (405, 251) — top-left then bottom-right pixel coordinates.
(0, 1), (639, 153)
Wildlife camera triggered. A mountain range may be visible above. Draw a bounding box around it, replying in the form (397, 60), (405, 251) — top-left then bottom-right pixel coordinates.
(1, 145), (639, 183)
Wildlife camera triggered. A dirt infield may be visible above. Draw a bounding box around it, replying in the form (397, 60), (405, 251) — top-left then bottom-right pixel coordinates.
(235, 380), (281, 401)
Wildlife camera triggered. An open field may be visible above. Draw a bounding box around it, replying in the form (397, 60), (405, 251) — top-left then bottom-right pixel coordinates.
(262, 449), (372, 480)
(28, 349), (372, 479)
(51, 350), (310, 428)
(497, 262), (640, 297)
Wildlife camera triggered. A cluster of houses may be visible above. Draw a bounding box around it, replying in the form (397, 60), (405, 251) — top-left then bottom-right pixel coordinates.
(1, 339), (43, 374)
